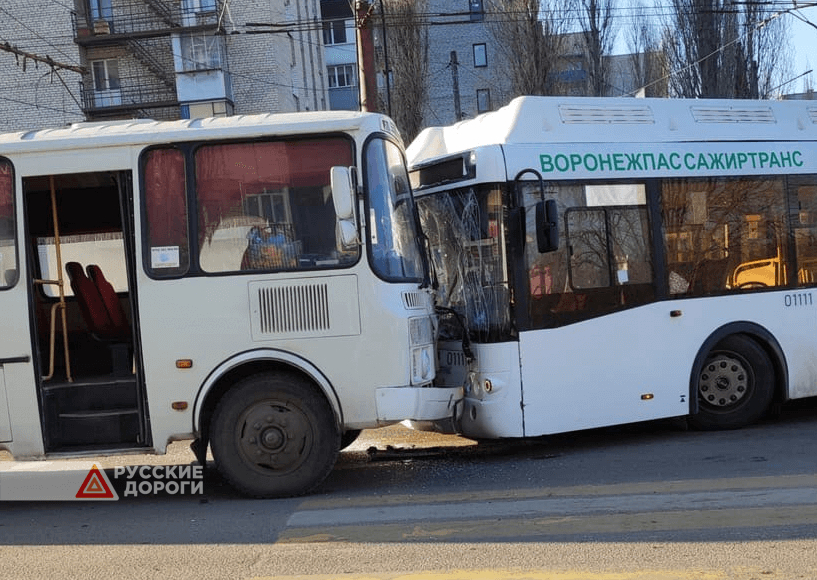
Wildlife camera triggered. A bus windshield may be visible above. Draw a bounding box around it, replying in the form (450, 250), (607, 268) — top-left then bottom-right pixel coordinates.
(416, 185), (511, 342)
(365, 138), (425, 282)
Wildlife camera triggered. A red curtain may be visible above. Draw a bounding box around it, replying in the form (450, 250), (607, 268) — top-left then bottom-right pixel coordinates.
(143, 148), (188, 251)
(195, 138), (353, 245)
(0, 160), (12, 221)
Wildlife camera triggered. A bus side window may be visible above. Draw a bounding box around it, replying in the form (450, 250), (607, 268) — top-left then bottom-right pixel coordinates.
(0, 159), (15, 289)
(143, 148), (190, 277)
(791, 178), (817, 286)
(525, 182), (654, 328)
(662, 177), (788, 295)
(195, 138), (355, 274)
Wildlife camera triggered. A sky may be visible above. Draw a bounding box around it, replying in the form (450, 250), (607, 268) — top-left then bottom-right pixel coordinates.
(788, 5), (817, 93)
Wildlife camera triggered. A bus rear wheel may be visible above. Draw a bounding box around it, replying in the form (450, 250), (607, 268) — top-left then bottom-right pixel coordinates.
(210, 373), (340, 498)
(690, 334), (774, 430)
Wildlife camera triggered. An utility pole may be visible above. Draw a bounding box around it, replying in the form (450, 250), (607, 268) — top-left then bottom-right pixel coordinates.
(355, 1), (378, 112)
(378, 0), (392, 117)
(450, 50), (461, 121)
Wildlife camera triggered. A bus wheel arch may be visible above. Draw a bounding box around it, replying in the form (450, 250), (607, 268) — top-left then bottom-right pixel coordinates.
(209, 370), (341, 497)
(192, 354), (343, 483)
(688, 323), (787, 430)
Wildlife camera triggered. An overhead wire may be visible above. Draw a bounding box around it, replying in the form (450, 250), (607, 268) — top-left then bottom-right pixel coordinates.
(0, 1), (813, 118)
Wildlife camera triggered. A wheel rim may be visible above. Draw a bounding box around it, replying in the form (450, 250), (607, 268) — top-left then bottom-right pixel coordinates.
(236, 401), (314, 475)
(698, 352), (752, 409)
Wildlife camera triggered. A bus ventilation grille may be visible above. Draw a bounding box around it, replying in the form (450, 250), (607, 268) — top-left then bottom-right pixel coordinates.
(402, 291), (425, 310)
(558, 105), (655, 124)
(256, 283), (330, 334)
(809, 107), (817, 124)
(691, 106), (776, 123)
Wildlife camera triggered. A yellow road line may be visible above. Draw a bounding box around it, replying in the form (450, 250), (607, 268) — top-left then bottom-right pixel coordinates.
(252, 569), (727, 580)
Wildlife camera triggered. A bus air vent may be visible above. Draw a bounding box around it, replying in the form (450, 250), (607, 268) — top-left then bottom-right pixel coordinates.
(809, 107), (817, 124)
(690, 106), (776, 123)
(249, 276), (361, 340)
(558, 105), (655, 124)
(402, 291), (425, 310)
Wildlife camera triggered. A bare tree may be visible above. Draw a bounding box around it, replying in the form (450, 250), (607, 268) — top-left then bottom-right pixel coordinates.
(375, 0), (429, 142)
(624, 2), (668, 97)
(664, 0), (791, 98)
(578, 0), (616, 96)
(486, 0), (576, 97)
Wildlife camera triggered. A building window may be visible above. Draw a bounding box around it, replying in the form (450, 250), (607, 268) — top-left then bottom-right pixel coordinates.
(322, 19), (347, 45)
(90, 0), (113, 22)
(182, 0), (216, 14)
(179, 33), (222, 71)
(91, 59), (121, 107)
(328, 64), (356, 88)
(181, 100), (232, 119)
(470, 0), (484, 21)
(477, 89), (491, 113)
(473, 43), (487, 67)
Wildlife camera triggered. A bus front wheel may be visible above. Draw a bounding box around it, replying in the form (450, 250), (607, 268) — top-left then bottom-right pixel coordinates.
(690, 334), (774, 430)
(210, 373), (340, 498)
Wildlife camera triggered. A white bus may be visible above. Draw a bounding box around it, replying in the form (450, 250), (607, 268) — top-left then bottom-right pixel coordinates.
(0, 111), (460, 497)
(408, 96), (817, 439)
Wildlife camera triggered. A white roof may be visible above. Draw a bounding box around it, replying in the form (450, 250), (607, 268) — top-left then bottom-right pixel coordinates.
(0, 110), (395, 155)
(407, 96), (817, 166)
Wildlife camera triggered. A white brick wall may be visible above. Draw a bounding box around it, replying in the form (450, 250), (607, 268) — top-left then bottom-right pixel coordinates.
(421, 0), (512, 127)
(0, 0), (329, 132)
(0, 0), (85, 132)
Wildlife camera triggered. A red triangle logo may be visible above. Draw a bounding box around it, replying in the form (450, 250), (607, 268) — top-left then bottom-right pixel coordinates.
(76, 464), (116, 499)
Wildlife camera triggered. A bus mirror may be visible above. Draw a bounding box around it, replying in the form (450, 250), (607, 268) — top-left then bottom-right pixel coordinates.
(331, 166), (355, 220)
(330, 166), (359, 249)
(536, 199), (559, 253)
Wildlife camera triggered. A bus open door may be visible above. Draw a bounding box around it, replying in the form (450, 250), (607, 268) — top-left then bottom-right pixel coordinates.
(19, 168), (149, 454)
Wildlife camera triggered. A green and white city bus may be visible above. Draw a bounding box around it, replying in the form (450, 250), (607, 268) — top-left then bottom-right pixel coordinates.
(408, 96), (817, 438)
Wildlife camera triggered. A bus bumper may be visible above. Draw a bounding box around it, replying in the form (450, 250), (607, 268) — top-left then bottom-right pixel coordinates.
(375, 385), (464, 422)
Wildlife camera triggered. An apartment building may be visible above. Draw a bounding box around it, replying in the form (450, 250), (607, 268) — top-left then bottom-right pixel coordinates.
(0, 0), (328, 132)
(321, 0), (358, 110)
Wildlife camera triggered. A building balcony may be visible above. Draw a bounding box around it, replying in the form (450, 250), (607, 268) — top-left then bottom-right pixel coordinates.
(80, 76), (179, 118)
(73, 0), (224, 46)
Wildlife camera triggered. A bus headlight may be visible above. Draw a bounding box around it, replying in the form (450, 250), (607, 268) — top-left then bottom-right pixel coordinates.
(411, 345), (435, 384)
(409, 316), (434, 346)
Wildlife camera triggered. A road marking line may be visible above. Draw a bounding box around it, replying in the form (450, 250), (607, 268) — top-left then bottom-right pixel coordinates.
(298, 473), (817, 510)
(287, 486), (817, 528)
(251, 569), (727, 580)
(278, 504), (817, 544)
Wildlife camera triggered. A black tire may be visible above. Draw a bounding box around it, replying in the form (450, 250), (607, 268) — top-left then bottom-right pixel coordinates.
(210, 373), (340, 498)
(689, 334), (774, 430)
(339, 429), (362, 450)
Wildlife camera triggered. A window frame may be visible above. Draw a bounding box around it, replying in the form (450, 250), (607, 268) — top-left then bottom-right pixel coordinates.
(473, 43), (487, 68)
(139, 133), (359, 280)
(322, 19), (348, 45)
(469, 0), (484, 21)
(476, 88), (491, 113)
(327, 64), (357, 89)
(179, 32), (223, 72)
(0, 157), (17, 291)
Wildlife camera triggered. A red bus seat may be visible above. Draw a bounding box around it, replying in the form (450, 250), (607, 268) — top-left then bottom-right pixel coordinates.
(86, 264), (129, 339)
